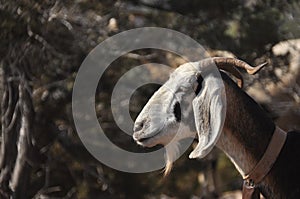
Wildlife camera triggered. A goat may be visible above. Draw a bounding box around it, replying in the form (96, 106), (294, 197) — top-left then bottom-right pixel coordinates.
(133, 57), (300, 199)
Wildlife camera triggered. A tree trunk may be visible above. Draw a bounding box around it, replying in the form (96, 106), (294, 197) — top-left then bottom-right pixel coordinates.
(10, 79), (34, 198)
(0, 66), (20, 198)
(0, 63), (34, 198)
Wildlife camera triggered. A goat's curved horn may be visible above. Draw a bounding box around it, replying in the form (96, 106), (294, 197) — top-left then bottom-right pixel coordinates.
(213, 57), (267, 75)
(197, 57), (267, 88)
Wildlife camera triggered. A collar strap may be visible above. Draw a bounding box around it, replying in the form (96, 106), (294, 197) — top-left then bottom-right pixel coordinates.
(242, 126), (287, 199)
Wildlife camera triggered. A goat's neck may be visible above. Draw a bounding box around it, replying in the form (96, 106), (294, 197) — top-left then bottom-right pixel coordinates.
(216, 73), (275, 177)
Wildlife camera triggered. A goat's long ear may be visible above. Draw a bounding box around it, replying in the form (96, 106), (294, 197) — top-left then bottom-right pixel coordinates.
(189, 73), (226, 159)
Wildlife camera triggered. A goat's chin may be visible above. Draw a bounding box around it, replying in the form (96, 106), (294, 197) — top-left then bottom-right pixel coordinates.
(135, 132), (162, 147)
(136, 139), (159, 147)
(135, 130), (176, 148)
(136, 135), (170, 148)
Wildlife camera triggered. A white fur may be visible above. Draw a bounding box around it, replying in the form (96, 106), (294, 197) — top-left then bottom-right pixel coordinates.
(190, 73), (226, 158)
(133, 60), (226, 171)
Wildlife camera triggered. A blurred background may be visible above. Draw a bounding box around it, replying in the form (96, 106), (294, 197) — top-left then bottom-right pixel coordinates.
(0, 0), (300, 198)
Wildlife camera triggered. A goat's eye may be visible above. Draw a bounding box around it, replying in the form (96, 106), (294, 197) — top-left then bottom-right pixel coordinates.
(194, 75), (204, 95)
(173, 102), (181, 122)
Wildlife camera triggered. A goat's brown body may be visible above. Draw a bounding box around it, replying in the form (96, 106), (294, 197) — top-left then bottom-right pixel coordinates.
(218, 72), (300, 199)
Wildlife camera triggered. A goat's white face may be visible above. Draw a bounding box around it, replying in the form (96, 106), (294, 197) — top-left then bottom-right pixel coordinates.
(133, 63), (198, 146)
(133, 60), (226, 159)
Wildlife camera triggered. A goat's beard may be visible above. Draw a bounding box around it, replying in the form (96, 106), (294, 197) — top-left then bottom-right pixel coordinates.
(164, 141), (180, 176)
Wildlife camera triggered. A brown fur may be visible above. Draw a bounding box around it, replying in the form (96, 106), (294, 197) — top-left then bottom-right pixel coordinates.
(218, 72), (300, 199)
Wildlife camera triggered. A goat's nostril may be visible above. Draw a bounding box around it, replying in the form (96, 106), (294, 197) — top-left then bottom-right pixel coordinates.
(134, 121), (144, 132)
